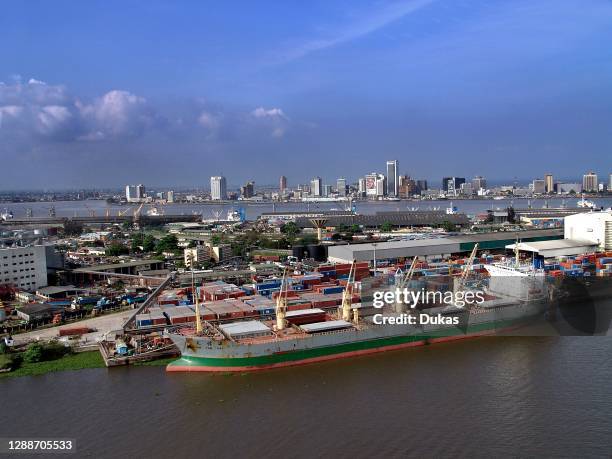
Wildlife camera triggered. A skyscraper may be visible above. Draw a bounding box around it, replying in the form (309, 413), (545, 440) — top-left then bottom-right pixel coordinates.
(386, 160), (398, 197)
(582, 171), (598, 192)
(210, 176), (227, 200)
(136, 184), (145, 200)
(310, 177), (322, 197)
(471, 176), (487, 191)
(279, 176), (287, 193)
(240, 181), (255, 198)
(532, 179), (546, 194)
(125, 185), (137, 202)
(336, 178), (347, 197)
(442, 177), (465, 196)
(167, 190), (175, 203)
(545, 174), (554, 193)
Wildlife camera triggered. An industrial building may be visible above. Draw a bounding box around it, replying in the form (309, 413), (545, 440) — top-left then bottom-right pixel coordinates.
(327, 229), (563, 263)
(294, 211), (470, 230)
(564, 211), (612, 250)
(505, 239), (598, 258)
(0, 245), (48, 291)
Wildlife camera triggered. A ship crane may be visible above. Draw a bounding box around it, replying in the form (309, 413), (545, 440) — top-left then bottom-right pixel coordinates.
(275, 268), (289, 331)
(395, 257), (418, 313)
(461, 243), (479, 282)
(341, 262), (358, 322)
(454, 243), (479, 298)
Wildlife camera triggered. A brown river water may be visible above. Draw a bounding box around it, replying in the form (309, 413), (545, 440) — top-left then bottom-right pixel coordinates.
(2, 335), (611, 458)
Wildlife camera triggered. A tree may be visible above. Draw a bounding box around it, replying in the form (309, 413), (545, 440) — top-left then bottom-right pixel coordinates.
(105, 242), (129, 256)
(441, 221), (457, 232)
(280, 221), (300, 237)
(507, 207), (516, 224)
(155, 234), (179, 254)
(380, 221), (394, 232)
(24, 343), (44, 363)
(143, 234), (156, 252)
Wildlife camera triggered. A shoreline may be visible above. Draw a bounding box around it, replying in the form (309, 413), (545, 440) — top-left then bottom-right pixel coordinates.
(0, 350), (172, 379)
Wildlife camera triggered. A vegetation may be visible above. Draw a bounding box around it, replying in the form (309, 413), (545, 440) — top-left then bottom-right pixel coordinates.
(380, 221), (394, 232)
(507, 206), (516, 224)
(23, 341), (72, 363)
(0, 351), (104, 378)
(105, 242), (130, 256)
(155, 234), (179, 255)
(441, 221), (457, 232)
(131, 233), (157, 252)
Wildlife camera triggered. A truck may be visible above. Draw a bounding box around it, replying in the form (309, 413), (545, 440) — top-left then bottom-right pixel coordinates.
(71, 296), (102, 311)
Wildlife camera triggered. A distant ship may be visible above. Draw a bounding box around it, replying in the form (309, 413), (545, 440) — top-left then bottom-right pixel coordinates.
(576, 196), (596, 209)
(1, 210), (14, 221)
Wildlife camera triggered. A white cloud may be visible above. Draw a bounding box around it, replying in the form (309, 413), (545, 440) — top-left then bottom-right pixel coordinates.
(277, 0), (437, 62)
(36, 105), (73, 134)
(79, 90), (151, 137)
(251, 107), (287, 119)
(250, 107), (290, 138)
(198, 111), (220, 130)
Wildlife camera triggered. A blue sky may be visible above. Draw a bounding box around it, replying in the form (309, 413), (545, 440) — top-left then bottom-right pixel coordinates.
(1, 0), (611, 189)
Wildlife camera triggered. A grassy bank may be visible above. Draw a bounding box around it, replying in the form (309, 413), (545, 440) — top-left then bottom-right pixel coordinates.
(0, 351), (105, 379)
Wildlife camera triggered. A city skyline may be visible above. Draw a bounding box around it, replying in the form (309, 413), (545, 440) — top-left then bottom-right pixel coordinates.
(1, 0), (612, 189)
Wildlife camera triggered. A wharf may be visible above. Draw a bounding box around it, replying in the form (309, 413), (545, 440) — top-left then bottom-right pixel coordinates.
(98, 341), (179, 367)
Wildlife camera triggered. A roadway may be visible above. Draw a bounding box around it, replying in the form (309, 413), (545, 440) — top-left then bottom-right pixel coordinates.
(11, 309), (134, 346)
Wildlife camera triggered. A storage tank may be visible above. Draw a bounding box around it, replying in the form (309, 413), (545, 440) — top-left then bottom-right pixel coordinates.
(292, 246), (307, 261)
(307, 244), (327, 262)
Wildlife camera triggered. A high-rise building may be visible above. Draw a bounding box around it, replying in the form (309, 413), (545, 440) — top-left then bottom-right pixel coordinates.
(240, 181), (255, 198)
(375, 175), (386, 197)
(279, 176), (287, 193)
(310, 177), (323, 197)
(365, 173), (378, 198)
(358, 178), (366, 196)
(0, 245), (48, 291)
(609, 173), (612, 191)
(126, 184), (145, 202)
(582, 171), (598, 192)
(442, 177), (465, 196)
(398, 176), (417, 198)
(336, 178), (347, 197)
(323, 185), (333, 197)
(136, 184), (145, 200)
(167, 190), (175, 203)
(210, 176), (227, 200)
(471, 176), (487, 192)
(545, 174), (554, 194)
(125, 185), (137, 202)
(532, 179), (546, 194)
(386, 160), (398, 197)
(416, 180), (428, 192)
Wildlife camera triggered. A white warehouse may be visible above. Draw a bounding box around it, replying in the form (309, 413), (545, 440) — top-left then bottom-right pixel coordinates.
(0, 245), (48, 291)
(564, 211), (612, 251)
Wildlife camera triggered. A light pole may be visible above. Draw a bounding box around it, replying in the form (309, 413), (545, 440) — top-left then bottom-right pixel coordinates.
(372, 242), (377, 276)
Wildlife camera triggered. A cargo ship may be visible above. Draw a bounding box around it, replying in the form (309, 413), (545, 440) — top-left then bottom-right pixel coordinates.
(166, 256), (548, 373)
